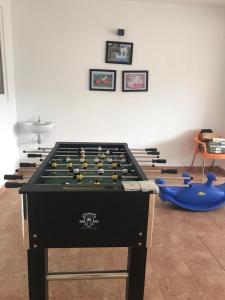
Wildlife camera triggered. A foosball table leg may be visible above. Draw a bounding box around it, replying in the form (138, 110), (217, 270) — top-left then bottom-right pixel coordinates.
(126, 246), (147, 300)
(148, 194), (156, 248)
(27, 248), (48, 300)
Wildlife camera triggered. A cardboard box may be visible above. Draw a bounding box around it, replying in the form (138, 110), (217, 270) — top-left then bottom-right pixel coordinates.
(200, 132), (219, 142)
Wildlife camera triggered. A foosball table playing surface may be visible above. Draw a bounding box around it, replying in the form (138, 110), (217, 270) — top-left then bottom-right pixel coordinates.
(8, 142), (160, 300)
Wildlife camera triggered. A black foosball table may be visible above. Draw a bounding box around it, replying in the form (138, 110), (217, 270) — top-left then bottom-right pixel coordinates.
(5, 142), (160, 300)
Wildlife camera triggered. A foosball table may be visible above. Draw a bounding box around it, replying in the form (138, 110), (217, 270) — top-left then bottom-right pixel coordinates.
(4, 142), (180, 300)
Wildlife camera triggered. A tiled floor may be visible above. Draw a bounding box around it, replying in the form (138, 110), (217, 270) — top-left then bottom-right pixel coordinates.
(1, 167), (225, 299)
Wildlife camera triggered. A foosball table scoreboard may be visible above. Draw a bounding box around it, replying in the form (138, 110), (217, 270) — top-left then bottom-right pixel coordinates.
(6, 142), (160, 300)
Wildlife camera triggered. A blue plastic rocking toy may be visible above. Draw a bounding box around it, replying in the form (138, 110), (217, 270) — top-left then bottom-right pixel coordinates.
(156, 173), (225, 212)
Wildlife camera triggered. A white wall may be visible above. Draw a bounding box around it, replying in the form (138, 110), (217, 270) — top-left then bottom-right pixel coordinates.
(11, 0), (225, 166)
(0, 0), (17, 186)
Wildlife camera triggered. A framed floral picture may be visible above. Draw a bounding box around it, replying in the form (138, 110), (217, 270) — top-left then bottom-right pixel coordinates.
(122, 71), (148, 92)
(90, 69), (116, 91)
(106, 41), (133, 65)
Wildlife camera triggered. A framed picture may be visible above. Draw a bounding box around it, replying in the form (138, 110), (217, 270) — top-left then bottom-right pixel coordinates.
(122, 71), (148, 92)
(90, 69), (116, 91)
(106, 41), (133, 65)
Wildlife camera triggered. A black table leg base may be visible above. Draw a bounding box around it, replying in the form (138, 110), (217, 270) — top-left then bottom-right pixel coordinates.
(28, 247), (147, 300)
(28, 248), (48, 300)
(126, 247), (147, 300)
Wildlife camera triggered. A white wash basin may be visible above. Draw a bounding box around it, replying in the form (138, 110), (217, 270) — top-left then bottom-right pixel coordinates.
(25, 121), (54, 134)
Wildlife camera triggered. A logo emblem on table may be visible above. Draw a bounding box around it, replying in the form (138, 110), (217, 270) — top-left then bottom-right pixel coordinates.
(79, 213), (99, 230)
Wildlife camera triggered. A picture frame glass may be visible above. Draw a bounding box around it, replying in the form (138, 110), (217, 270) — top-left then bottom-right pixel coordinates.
(123, 71), (148, 92)
(90, 69), (116, 91)
(106, 41), (133, 65)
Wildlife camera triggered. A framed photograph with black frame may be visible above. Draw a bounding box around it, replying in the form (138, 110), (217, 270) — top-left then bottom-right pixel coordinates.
(122, 71), (148, 92)
(106, 41), (133, 65)
(89, 69), (116, 91)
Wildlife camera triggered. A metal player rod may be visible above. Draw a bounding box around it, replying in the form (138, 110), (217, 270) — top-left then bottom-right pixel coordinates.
(51, 156), (124, 162)
(51, 158), (129, 161)
(133, 155), (160, 158)
(132, 151), (159, 154)
(129, 151), (160, 156)
(138, 162), (166, 164)
(52, 157), (159, 162)
(51, 158), (131, 162)
(54, 151), (159, 156)
(5, 173), (134, 180)
(148, 176), (193, 180)
(41, 175), (139, 179)
(133, 152), (160, 156)
(56, 151), (110, 154)
(131, 148), (157, 151)
(56, 147), (156, 151)
(37, 147), (157, 152)
(27, 150), (129, 155)
(53, 159), (166, 166)
(55, 154), (159, 158)
(55, 151), (128, 157)
(51, 163), (133, 167)
(56, 149), (158, 153)
(38, 146), (52, 149)
(16, 169), (36, 173)
(144, 169), (178, 174)
(4, 181), (191, 188)
(12, 173), (186, 180)
(52, 154), (159, 159)
(54, 154), (103, 158)
(157, 184), (191, 187)
(57, 147), (123, 151)
(44, 169), (136, 173)
(137, 159), (166, 163)
(23, 150), (50, 154)
(54, 152), (130, 156)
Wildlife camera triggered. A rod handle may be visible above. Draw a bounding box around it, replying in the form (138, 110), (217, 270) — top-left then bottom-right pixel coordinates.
(4, 175), (23, 180)
(152, 159), (166, 164)
(27, 154), (42, 158)
(5, 182), (24, 188)
(145, 148), (157, 151)
(147, 151), (160, 155)
(161, 169), (178, 174)
(19, 163), (36, 167)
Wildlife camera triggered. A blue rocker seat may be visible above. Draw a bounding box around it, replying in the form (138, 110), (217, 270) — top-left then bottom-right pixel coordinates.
(155, 173), (225, 212)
